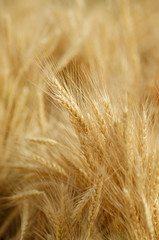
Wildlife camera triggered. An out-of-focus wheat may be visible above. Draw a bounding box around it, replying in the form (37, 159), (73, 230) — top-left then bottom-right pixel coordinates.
(0, 0), (159, 239)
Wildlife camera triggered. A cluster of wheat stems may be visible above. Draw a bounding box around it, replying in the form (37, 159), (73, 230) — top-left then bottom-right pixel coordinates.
(0, 0), (159, 239)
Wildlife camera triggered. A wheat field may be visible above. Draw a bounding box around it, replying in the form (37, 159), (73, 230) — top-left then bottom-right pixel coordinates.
(0, 0), (159, 239)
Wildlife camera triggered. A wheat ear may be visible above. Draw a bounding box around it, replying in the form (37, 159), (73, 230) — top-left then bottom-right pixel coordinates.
(10, 190), (44, 202)
(142, 195), (155, 240)
(86, 173), (103, 240)
(47, 74), (93, 168)
(32, 154), (67, 177)
(48, 74), (87, 131)
(37, 91), (47, 136)
(26, 137), (58, 146)
(72, 189), (92, 222)
(20, 200), (29, 240)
